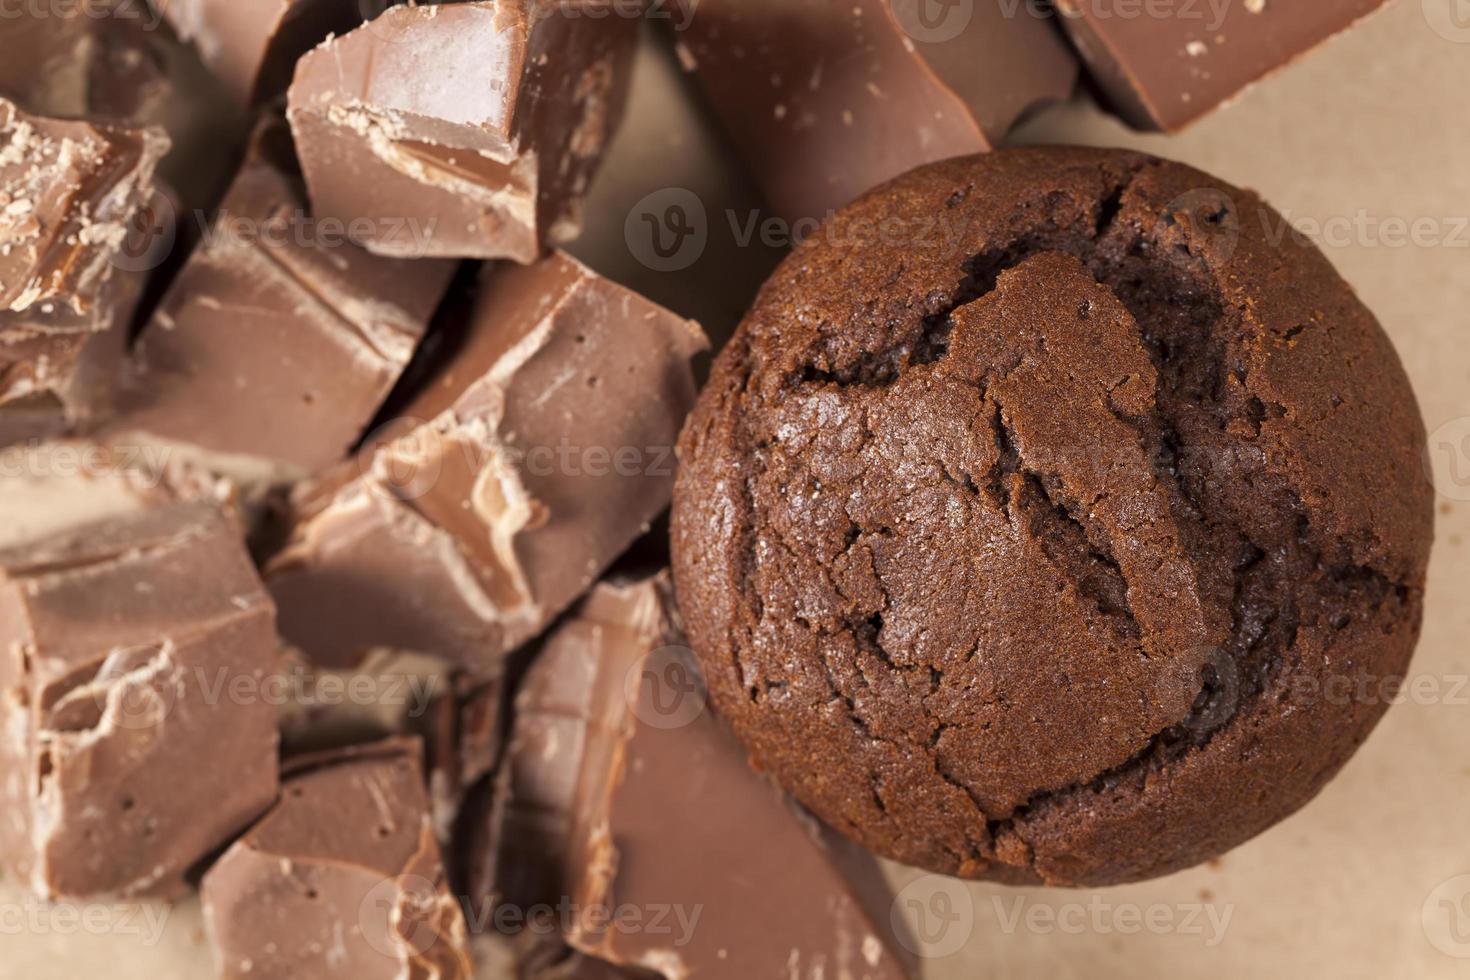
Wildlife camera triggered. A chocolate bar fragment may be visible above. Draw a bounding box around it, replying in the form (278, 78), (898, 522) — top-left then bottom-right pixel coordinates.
(265, 251), (706, 674)
(155, 0), (370, 107)
(108, 120), (456, 486)
(277, 648), (502, 841)
(0, 98), (168, 441)
(0, 270), (146, 446)
(0, 97), (166, 315)
(476, 574), (910, 979)
(202, 738), (473, 980)
(673, 0), (1077, 224)
(1053, 0), (1391, 130)
(286, 1), (637, 261)
(0, 501), (279, 899)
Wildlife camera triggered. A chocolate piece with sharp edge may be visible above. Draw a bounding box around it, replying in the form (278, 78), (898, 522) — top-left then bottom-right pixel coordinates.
(202, 738), (473, 980)
(265, 251), (705, 676)
(0, 98), (168, 442)
(286, 1), (636, 261)
(0, 501), (280, 899)
(1052, 0), (1392, 130)
(672, 0), (1077, 223)
(474, 573), (911, 979)
(108, 119), (456, 487)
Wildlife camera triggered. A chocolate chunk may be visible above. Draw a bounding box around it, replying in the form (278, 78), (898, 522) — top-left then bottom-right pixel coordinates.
(0, 267), (148, 446)
(278, 648), (503, 842)
(673, 0), (1077, 223)
(1053, 0), (1391, 130)
(107, 120), (456, 487)
(476, 573), (909, 979)
(0, 98), (167, 440)
(0, 501), (279, 899)
(265, 251), (706, 675)
(202, 738), (473, 980)
(155, 0), (369, 107)
(0, 97), (166, 315)
(286, 1), (636, 261)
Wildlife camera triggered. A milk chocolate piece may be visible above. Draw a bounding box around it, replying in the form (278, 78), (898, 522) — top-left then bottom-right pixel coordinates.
(0, 501), (279, 898)
(479, 574), (909, 979)
(0, 97), (165, 315)
(155, 0), (368, 106)
(1054, 0), (1391, 130)
(674, 0), (1077, 223)
(286, 1), (636, 261)
(266, 251), (706, 674)
(0, 98), (167, 438)
(202, 738), (473, 980)
(109, 120), (456, 484)
(0, 268), (146, 446)
(278, 649), (502, 841)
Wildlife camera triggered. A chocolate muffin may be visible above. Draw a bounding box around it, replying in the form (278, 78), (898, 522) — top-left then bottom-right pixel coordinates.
(671, 146), (1433, 886)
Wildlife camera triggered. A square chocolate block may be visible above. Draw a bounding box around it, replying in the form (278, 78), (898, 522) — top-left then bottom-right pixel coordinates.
(266, 251), (706, 675)
(287, 1), (637, 261)
(0, 501), (279, 899)
(202, 738), (473, 980)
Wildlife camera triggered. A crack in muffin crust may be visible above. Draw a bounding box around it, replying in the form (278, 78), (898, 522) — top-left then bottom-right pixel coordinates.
(673, 147), (1432, 885)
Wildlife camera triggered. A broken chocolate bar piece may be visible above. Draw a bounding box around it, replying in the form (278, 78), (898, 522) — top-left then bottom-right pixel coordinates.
(277, 648), (502, 842)
(266, 251), (706, 675)
(0, 268), (145, 446)
(287, 1), (637, 261)
(673, 0), (1077, 223)
(108, 119), (456, 484)
(0, 501), (279, 899)
(155, 0), (369, 107)
(202, 738), (473, 980)
(1053, 0), (1391, 130)
(0, 98), (168, 440)
(0, 97), (166, 316)
(476, 574), (910, 979)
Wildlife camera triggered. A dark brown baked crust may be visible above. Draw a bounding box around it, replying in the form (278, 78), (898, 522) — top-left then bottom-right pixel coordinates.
(671, 146), (1434, 886)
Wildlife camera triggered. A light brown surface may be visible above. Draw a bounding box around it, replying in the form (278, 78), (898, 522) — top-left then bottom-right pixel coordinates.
(0, 1), (1466, 976)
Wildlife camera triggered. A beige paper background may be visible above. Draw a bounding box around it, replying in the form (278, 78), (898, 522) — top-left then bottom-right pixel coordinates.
(2, 1), (1467, 977)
